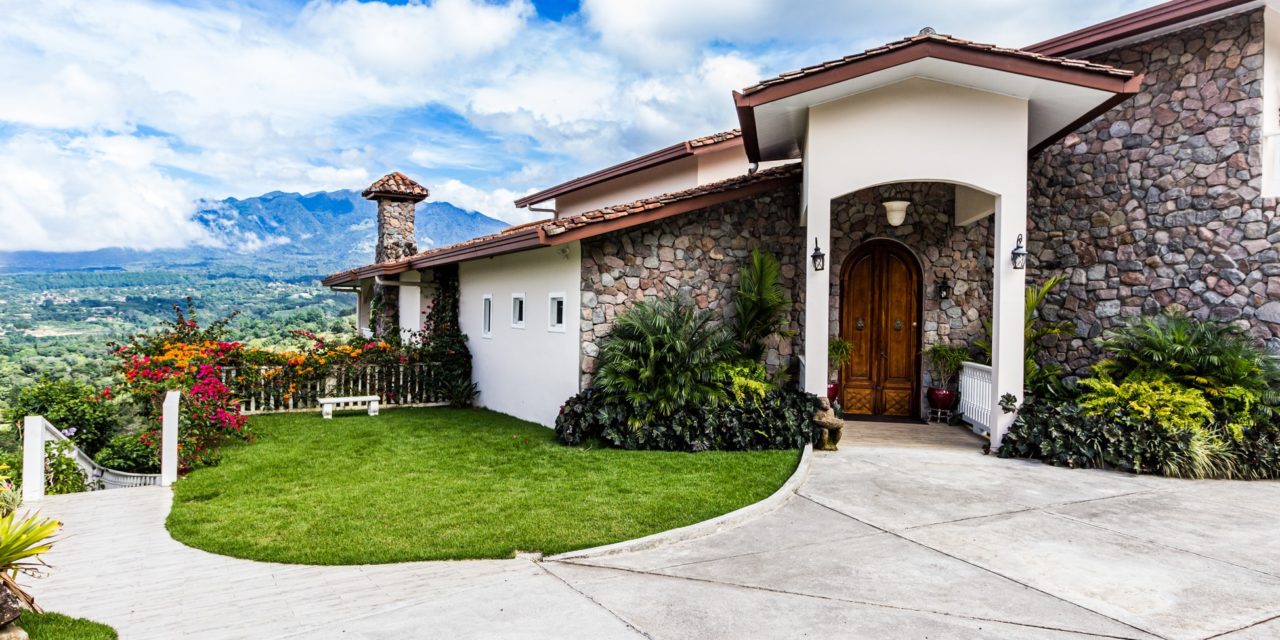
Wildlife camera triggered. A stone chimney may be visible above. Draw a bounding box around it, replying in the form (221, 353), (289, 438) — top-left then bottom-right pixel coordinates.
(362, 172), (428, 337)
(362, 171), (429, 263)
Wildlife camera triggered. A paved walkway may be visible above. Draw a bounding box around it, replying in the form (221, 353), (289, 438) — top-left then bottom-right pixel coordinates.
(27, 422), (1280, 639)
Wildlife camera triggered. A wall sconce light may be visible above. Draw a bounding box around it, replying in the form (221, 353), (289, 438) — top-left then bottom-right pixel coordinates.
(883, 200), (910, 227)
(1011, 233), (1027, 270)
(811, 237), (826, 272)
(937, 278), (952, 299)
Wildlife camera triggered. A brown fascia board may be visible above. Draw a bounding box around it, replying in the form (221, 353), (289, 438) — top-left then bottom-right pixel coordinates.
(540, 174), (800, 246)
(1026, 0), (1254, 57)
(513, 136), (746, 208)
(735, 40), (1142, 161)
(321, 271), (359, 287)
(408, 228), (543, 269)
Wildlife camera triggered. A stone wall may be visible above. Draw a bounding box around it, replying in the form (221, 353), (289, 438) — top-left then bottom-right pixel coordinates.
(376, 199), (418, 263)
(1030, 10), (1280, 372)
(829, 183), (994, 393)
(578, 186), (805, 387)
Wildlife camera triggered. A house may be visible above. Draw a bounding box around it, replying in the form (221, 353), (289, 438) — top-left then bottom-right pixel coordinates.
(324, 0), (1280, 448)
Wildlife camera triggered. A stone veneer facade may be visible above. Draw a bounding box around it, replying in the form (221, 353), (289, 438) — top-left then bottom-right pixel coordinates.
(578, 186), (805, 387)
(372, 199), (418, 334)
(1030, 10), (1280, 372)
(828, 183), (993, 397)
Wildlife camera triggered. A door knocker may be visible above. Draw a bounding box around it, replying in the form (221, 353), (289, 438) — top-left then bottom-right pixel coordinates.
(856, 318), (865, 331)
(893, 319), (903, 331)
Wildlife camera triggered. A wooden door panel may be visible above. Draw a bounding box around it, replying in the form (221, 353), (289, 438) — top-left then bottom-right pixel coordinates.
(840, 241), (921, 418)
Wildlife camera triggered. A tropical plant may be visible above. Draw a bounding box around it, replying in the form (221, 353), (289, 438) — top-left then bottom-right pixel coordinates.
(0, 466), (19, 518)
(44, 441), (90, 495)
(1094, 311), (1280, 427)
(6, 378), (119, 457)
(0, 510), (60, 611)
(828, 337), (854, 379)
(976, 274), (1074, 396)
(444, 378), (480, 408)
(730, 249), (794, 363)
(595, 299), (739, 428)
(717, 361), (772, 404)
(924, 343), (969, 389)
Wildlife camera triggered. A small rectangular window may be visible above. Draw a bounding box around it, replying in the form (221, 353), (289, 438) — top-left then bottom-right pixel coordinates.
(548, 293), (565, 332)
(511, 293), (525, 328)
(482, 295), (492, 337)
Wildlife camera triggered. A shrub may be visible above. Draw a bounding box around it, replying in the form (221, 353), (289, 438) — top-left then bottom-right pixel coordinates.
(976, 275), (1074, 397)
(595, 299), (739, 428)
(94, 432), (159, 474)
(6, 378), (119, 457)
(997, 393), (1108, 469)
(555, 386), (819, 452)
(730, 249), (793, 363)
(719, 361), (772, 404)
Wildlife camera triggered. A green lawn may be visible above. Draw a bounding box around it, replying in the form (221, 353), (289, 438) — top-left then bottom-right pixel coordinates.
(167, 408), (799, 564)
(22, 611), (117, 640)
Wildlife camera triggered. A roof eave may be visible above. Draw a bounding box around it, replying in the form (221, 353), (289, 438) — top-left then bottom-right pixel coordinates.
(1026, 0), (1256, 58)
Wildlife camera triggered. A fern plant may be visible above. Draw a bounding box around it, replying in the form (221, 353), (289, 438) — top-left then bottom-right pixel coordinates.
(730, 249), (794, 363)
(596, 299), (738, 428)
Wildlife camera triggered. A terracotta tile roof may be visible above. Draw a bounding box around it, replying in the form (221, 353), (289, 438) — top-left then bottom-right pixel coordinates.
(324, 163), (800, 286)
(541, 162), (801, 236)
(688, 129), (742, 148)
(740, 31), (1135, 97)
(514, 128), (745, 208)
(361, 171), (429, 201)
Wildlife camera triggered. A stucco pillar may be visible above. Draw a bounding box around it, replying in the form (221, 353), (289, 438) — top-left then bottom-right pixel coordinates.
(398, 270), (422, 343)
(803, 198), (831, 395)
(990, 194), (1027, 450)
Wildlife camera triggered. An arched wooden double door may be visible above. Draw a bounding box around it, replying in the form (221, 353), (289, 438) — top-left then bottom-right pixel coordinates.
(839, 240), (922, 418)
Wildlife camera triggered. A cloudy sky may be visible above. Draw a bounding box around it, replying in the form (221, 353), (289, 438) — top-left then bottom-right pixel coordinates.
(0, 0), (1162, 252)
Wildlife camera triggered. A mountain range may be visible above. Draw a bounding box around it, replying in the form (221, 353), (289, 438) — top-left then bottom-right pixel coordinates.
(0, 190), (510, 276)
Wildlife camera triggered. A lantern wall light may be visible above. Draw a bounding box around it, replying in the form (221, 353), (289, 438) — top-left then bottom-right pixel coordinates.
(811, 237), (826, 272)
(1011, 233), (1027, 270)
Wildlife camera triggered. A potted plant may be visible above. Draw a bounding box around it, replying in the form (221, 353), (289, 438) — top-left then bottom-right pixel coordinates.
(827, 337), (854, 403)
(924, 343), (968, 411)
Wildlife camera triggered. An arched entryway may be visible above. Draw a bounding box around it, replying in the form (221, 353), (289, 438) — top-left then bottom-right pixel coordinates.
(839, 240), (922, 418)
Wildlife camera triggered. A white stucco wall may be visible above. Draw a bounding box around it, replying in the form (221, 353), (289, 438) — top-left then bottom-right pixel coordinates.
(459, 243), (582, 426)
(801, 77), (1028, 447)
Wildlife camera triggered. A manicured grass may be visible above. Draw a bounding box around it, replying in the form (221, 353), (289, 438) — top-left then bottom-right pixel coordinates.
(21, 611), (117, 640)
(167, 408), (799, 564)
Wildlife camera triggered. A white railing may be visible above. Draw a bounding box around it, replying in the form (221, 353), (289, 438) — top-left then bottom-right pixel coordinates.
(217, 363), (443, 415)
(958, 361), (993, 437)
(22, 390), (178, 500)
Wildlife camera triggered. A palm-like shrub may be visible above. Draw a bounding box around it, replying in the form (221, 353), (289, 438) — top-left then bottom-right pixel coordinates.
(730, 249), (793, 363)
(976, 275), (1074, 396)
(1095, 312), (1280, 425)
(596, 299), (738, 428)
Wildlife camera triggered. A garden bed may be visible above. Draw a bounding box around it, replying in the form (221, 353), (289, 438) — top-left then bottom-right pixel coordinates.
(166, 408), (800, 564)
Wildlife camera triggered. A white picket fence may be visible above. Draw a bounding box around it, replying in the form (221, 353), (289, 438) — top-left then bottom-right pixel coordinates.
(958, 361), (993, 437)
(217, 363), (443, 414)
(23, 390), (179, 501)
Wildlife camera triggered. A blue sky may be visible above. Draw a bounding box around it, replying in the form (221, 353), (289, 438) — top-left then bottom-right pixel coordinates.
(0, 0), (1161, 252)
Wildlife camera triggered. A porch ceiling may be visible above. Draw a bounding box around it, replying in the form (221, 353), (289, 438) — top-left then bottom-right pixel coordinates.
(735, 35), (1143, 162)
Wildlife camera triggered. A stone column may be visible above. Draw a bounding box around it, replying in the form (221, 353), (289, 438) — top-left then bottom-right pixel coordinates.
(361, 172), (428, 338)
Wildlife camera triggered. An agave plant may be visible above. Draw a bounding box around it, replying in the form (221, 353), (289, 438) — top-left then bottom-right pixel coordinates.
(0, 510), (60, 611)
(596, 298), (738, 427)
(730, 249), (794, 363)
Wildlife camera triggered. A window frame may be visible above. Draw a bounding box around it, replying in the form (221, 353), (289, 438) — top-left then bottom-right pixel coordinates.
(548, 292), (566, 333)
(481, 294), (493, 338)
(511, 292), (526, 329)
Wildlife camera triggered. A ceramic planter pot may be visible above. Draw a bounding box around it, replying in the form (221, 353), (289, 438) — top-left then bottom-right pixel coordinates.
(826, 383), (839, 402)
(926, 387), (958, 411)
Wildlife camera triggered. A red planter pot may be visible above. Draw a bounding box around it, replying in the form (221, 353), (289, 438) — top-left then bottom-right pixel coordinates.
(926, 387), (958, 411)
(826, 383), (839, 403)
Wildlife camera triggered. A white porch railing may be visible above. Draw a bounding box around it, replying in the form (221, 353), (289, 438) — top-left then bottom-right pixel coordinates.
(217, 363), (444, 414)
(958, 361), (993, 437)
(22, 390), (179, 501)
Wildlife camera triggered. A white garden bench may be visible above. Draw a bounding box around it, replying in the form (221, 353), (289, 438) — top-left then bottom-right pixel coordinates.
(318, 395), (381, 419)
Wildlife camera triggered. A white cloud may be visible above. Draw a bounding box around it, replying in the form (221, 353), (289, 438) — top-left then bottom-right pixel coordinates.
(0, 0), (1166, 252)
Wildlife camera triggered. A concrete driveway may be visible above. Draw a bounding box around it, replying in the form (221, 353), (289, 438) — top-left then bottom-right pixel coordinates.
(29, 422), (1280, 639)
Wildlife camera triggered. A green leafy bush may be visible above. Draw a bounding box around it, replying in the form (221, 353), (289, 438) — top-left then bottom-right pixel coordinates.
(976, 275), (1074, 397)
(555, 386), (819, 452)
(996, 393), (1108, 469)
(6, 378), (119, 457)
(924, 343), (969, 389)
(730, 249), (794, 363)
(719, 361), (772, 404)
(595, 299), (739, 428)
(44, 440), (89, 494)
(94, 432), (159, 474)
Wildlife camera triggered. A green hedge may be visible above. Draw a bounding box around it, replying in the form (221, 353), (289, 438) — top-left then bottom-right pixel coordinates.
(555, 387), (820, 452)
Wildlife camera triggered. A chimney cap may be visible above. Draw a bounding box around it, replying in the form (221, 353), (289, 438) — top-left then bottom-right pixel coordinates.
(362, 171), (429, 202)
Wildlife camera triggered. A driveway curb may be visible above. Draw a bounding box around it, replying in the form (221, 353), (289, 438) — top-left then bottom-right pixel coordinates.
(545, 444), (814, 562)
